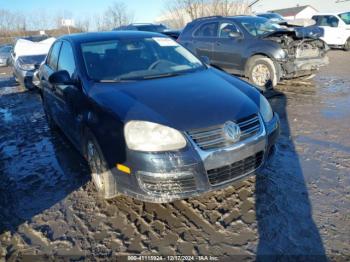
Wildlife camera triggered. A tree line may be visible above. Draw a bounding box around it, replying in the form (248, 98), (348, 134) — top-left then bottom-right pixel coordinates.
(0, 0), (250, 37)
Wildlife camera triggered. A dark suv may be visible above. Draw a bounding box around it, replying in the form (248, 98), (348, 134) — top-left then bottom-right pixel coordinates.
(178, 16), (329, 90)
(114, 23), (181, 40)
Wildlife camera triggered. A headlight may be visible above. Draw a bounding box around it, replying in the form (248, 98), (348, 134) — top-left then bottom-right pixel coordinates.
(259, 95), (273, 123)
(124, 121), (187, 152)
(20, 64), (35, 71)
(18, 62), (35, 71)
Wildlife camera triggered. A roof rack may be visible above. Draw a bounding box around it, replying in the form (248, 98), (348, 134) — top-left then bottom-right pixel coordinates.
(192, 16), (223, 22)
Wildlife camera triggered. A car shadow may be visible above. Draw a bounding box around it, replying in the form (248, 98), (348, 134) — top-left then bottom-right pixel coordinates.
(255, 89), (327, 260)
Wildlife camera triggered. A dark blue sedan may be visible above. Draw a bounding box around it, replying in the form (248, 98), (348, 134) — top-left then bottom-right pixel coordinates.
(39, 31), (279, 203)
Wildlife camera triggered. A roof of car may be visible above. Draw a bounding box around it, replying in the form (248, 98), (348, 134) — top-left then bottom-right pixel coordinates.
(313, 12), (345, 16)
(59, 31), (166, 43)
(190, 15), (262, 24)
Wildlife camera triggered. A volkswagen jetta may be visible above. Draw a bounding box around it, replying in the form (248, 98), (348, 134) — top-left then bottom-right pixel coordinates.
(40, 32), (279, 203)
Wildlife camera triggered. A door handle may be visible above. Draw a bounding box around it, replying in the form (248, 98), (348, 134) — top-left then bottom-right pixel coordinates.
(215, 41), (221, 46)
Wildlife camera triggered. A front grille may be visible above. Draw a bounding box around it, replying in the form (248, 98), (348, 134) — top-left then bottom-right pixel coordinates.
(187, 114), (261, 151)
(139, 174), (196, 195)
(207, 151), (264, 186)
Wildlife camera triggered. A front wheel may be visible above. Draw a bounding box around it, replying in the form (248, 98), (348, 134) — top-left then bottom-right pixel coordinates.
(85, 134), (118, 199)
(247, 56), (278, 91)
(344, 38), (350, 51)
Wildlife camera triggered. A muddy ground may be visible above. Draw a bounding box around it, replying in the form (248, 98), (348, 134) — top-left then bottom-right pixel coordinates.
(0, 51), (349, 260)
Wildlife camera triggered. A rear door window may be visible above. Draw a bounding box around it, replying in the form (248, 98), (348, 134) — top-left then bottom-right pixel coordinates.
(194, 22), (218, 37)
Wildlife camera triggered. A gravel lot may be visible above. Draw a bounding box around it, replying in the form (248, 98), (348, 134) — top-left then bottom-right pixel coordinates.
(0, 51), (349, 260)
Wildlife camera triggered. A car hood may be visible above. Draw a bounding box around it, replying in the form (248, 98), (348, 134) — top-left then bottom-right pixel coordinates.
(262, 28), (323, 39)
(88, 69), (260, 131)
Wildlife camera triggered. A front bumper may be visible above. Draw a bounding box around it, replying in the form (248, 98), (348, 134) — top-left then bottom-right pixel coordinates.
(280, 56), (329, 79)
(13, 67), (35, 89)
(112, 114), (280, 203)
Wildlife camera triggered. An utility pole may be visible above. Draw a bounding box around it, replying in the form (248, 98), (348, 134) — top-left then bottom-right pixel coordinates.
(248, 0), (260, 8)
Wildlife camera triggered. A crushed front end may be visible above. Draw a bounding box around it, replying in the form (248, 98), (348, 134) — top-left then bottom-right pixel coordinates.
(268, 32), (329, 79)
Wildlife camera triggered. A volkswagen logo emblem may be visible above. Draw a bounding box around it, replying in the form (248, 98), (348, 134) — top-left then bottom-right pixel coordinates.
(223, 121), (241, 142)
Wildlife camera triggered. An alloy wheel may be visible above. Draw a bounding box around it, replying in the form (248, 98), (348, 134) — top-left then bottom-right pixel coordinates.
(251, 64), (271, 87)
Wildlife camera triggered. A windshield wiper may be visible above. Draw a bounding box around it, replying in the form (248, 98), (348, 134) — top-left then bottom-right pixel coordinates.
(142, 72), (184, 80)
(97, 79), (137, 83)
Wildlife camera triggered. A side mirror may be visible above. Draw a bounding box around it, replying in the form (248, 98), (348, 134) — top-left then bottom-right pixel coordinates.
(200, 56), (210, 65)
(49, 70), (74, 85)
(229, 32), (242, 39)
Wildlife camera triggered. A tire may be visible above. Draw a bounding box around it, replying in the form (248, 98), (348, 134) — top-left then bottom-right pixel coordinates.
(247, 55), (278, 91)
(24, 78), (35, 91)
(344, 38), (350, 51)
(85, 133), (118, 199)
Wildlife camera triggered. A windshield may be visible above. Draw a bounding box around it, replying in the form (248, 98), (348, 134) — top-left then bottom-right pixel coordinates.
(241, 17), (282, 36)
(19, 54), (46, 64)
(81, 37), (205, 81)
(136, 25), (167, 32)
(339, 12), (350, 25)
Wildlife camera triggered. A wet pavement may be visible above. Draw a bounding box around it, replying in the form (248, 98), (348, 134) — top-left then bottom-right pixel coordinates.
(0, 51), (349, 260)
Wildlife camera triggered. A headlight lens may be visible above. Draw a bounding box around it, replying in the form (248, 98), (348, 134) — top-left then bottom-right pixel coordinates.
(18, 63), (35, 71)
(259, 95), (273, 123)
(124, 121), (187, 152)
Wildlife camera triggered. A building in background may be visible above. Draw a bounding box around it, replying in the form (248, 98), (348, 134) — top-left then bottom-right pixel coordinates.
(250, 0), (350, 14)
(270, 5), (318, 19)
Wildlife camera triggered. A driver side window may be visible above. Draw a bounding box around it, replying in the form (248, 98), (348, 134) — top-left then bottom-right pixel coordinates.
(57, 42), (76, 78)
(219, 22), (239, 38)
(314, 15), (339, 27)
(47, 42), (62, 70)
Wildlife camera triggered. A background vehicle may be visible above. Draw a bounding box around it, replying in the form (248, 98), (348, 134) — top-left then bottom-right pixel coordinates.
(311, 12), (350, 50)
(0, 45), (13, 67)
(178, 16), (329, 90)
(11, 37), (55, 90)
(114, 23), (181, 40)
(40, 31), (279, 203)
(13, 54), (46, 90)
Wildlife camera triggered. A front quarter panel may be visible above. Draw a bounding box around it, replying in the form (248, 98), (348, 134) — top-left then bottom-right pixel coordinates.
(244, 39), (286, 61)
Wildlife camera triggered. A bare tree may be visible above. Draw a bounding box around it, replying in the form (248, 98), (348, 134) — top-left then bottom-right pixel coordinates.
(161, 0), (251, 28)
(103, 1), (134, 30)
(166, 0), (207, 20)
(93, 13), (107, 31)
(0, 9), (27, 35)
(76, 16), (91, 32)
